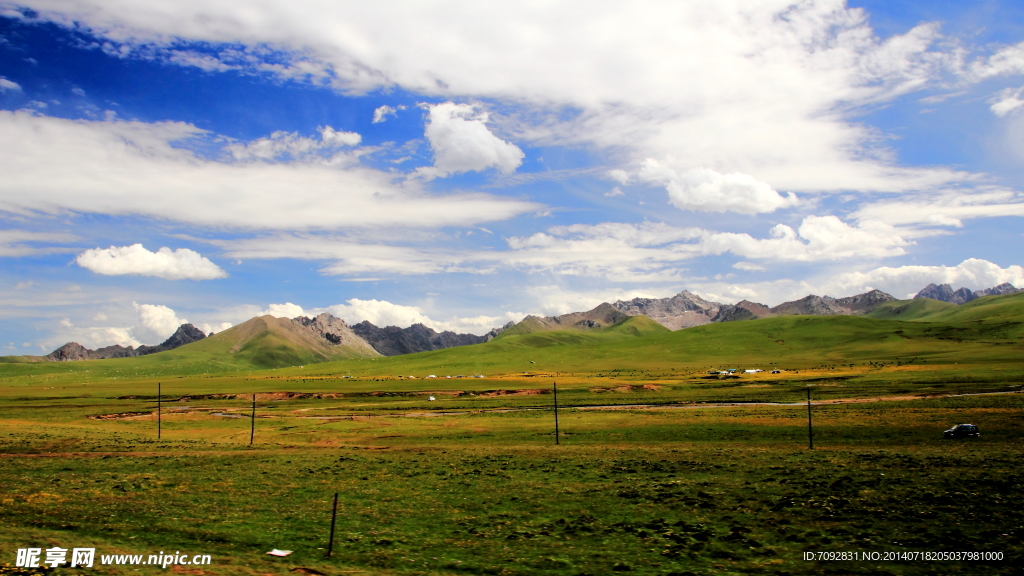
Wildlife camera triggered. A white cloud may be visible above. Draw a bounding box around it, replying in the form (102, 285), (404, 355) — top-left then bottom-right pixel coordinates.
(823, 259), (1024, 299)
(0, 229), (78, 257)
(639, 161), (797, 214)
(0, 77), (21, 92)
(314, 298), (520, 335)
(966, 41), (1024, 81)
(133, 302), (187, 343)
(417, 102), (524, 178)
(733, 261), (765, 271)
(214, 216), (909, 283)
(990, 86), (1024, 117)
(504, 221), (702, 281)
(372, 105), (404, 123)
(75, 244), (228, 280)
(0, 111), (539, 229)
(851, 188), (1024, 228)
(701, 216), (910, 261)
(200, 321), (233, 334)
(604, 187), (624, 197)
(262, 302), (305, 318)
(607, 169), (630, 185)
(47, 326), (141, 350)
(225, 125), (361, 161)
(11, 0), (996, 200)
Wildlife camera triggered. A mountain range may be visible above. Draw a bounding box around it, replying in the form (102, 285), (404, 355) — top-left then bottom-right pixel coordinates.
(31, 281), (1021, 364)
(913, 282), (1020, 305)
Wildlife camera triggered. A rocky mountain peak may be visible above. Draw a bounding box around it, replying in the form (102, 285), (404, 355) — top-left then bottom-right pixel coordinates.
(915, 282), (1020, 305)
(46, 342), (92, 361)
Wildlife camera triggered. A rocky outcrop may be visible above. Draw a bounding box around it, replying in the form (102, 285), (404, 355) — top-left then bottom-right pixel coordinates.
(46, 342), (93, 361)
(613, 290), (721, 329)
(484, 321), (516, 342)
(978, 282), (1021, 297)
(155, 323), (206, 350)
(833, 289), (896, 313)
(712, 300), (773, 322)
(350, 321), (488, 357)
(914, 283), (1020, 304)
(292, 313), (378, 354)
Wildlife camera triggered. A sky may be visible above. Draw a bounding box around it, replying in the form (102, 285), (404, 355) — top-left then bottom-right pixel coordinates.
(3, 0), (1024, 353)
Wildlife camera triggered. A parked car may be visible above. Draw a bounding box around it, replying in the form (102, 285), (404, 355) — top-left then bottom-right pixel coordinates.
(943, 423), (980, 439)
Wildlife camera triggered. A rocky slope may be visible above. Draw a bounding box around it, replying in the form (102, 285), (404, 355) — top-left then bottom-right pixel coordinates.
(914, 282), (1020, 305)
(612, 290), (721, 329)
(46, 324), (207, 361)
(350, 321), (490, 356)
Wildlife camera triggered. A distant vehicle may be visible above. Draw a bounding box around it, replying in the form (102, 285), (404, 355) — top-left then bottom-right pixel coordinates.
(943, 423), (979, 439)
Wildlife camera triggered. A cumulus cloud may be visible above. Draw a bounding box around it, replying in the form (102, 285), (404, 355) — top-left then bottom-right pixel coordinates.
(0, 111), (539, 229)
(0, 77), (21, 92)
(418, 102), (524, 178)
(75, 244), (228, 280)
(702, 216), (909, 261)
(133, 302), (187, 343)
(226, 125), (361, 161)
(990, 87), (1024, 117)
(822, 259), (1024, 299)
(262, 302), (305, 318)
(639, 161), (798, 214)
(200, 321), (233, 334)
(604, 187), (624, 197)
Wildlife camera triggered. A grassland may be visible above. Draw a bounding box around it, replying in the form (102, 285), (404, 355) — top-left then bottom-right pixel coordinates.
(2, 297), (1023, 575)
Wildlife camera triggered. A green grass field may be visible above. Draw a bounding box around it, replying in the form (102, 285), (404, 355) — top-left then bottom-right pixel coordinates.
(2, 295), (1023, 575)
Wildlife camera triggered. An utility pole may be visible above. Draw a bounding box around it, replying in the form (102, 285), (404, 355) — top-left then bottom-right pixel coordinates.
(553, 381), (560, 445)
(157, 382), (162, 440)
(250, 394), (256, 446)
(806, 387), (814, 450)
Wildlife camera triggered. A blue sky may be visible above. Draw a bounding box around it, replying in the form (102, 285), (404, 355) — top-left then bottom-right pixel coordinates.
(2, 0), (1024, 352)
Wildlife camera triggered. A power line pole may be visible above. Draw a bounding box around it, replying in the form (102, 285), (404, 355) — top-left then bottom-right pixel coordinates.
(157, 382), (162, 440)
(806, 387), (814, 450)
(553, 381), (560, 445)
(250, 394), (256, 446)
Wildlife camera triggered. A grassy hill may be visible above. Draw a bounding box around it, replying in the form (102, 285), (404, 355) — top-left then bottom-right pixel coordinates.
(0, 315), (379, 383)
(865, 297), (957, 320)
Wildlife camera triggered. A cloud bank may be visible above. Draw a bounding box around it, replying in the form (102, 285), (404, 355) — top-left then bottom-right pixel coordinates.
(0, 111), (540, 230)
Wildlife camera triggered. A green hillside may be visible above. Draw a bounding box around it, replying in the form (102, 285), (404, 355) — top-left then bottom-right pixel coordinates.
(865, 297), (957, 320)
(0, 315), (379, 382)
(295, 311), (1023, 379)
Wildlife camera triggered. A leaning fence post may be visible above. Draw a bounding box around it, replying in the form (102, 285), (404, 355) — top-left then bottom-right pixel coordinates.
(327, 492), (339, 557)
